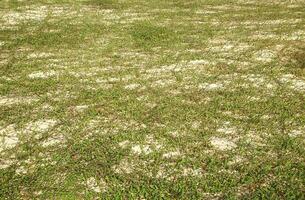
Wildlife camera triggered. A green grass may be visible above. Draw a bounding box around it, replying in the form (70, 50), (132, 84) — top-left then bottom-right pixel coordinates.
(1, 0), (305, 199)
(130, 21), (178, 49)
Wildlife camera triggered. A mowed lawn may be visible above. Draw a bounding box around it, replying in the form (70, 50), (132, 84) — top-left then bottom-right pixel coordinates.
(1, 0), (305, 199)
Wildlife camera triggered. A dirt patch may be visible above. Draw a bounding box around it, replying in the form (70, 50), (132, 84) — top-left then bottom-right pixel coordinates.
(0, 125), (19, 152)
(210, 137), (237, 151)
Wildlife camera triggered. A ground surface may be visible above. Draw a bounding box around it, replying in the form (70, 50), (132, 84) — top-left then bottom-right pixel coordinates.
(0, 0), (305, 199)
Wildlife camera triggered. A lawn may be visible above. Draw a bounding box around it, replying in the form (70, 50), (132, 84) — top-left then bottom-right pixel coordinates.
(0, 0), (305, 199)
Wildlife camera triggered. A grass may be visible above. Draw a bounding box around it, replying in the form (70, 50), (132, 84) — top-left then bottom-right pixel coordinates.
(130, 21), (178, 49)
(0, 0), (305, 199)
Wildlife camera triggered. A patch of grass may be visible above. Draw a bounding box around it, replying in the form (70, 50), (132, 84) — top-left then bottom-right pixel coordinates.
(83, 0), (120, 9)
(280, 42), (305, 70)
(9, 20), (107, 49)
(130, 21), (178, 50)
